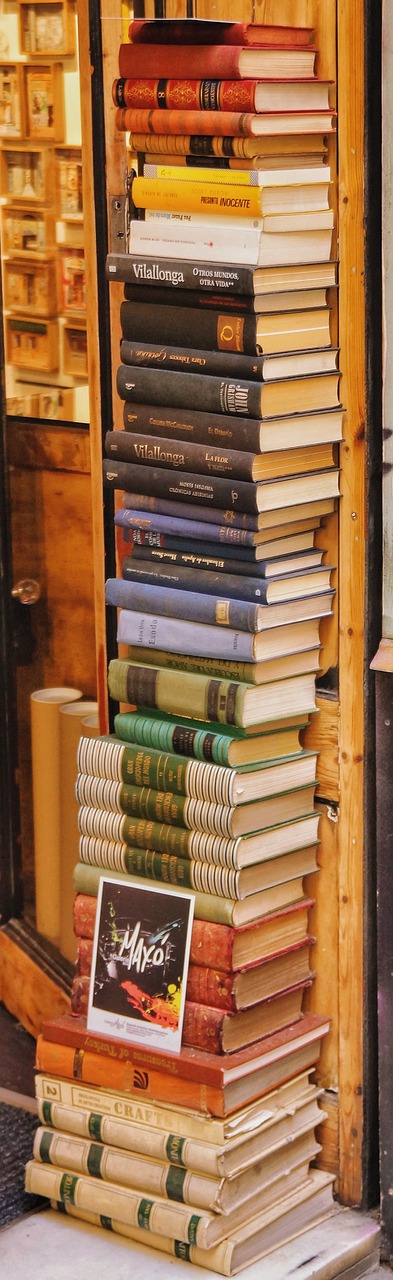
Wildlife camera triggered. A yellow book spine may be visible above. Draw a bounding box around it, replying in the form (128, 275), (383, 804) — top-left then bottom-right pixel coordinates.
(132, 176), (263, 219)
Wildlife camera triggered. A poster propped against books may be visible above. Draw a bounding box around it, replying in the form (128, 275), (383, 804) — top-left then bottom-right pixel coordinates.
(87, 876), (195, 1053)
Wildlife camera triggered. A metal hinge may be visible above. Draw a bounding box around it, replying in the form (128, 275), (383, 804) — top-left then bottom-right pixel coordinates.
(109, 168), (136, 253)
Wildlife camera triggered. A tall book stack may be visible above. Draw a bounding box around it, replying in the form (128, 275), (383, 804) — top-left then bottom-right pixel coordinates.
(25, 16), (338, 1271)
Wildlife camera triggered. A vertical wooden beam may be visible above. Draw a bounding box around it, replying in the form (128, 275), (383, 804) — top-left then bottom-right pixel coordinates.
(336, 0), (366, 1206)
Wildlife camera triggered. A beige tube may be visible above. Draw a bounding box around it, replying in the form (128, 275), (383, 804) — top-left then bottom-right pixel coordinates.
(31, 687), (82, 945)
(59, 700), (98, 963)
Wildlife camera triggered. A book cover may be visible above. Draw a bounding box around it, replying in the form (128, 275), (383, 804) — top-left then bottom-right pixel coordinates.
(127, 20), (315, 49)
(87, 876), (194, 1054)
(106, 252), (337, 295)
(105, 574), (335, 634)
(115, 363), (341, 420)
(116, 105), (335, 138)
(119, 341), (338, 384)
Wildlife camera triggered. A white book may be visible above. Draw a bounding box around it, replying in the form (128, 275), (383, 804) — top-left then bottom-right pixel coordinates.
(129, 219), (333, 267)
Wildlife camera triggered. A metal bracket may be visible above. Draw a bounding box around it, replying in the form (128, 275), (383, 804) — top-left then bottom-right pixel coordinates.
(109, 169), (137, 254)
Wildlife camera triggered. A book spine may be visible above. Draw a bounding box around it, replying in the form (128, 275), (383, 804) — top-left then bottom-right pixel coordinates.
(76, 774), (239, 837)
(113, 77), (259, 113)
(36, 1102), (223, 1178)
(35, 1076), (231, 1143)
(116, 608), (258, 661)
(77, 807), (242, 869)
(122, 557), (271, 604)
(103, 457), (261, 515)
(104, 576), (262, 632)
(25, 1156), (216, 1246)
(33, 1127), (221, 1211)
(120, 339), (265, 380)
(115, 106), (253, 137)
(120, 643), (260, 685)
(116, 364), (263, 419)
(106, 253), (255, 292)
(131, 175), (264, 218)
(106, 428), (258, 483)
(122, 286), (256, 312)
(121, 402), (263, 453)
(120, 301), (258, 355)
(78, 838), (241, 898)
(126, 546), (267, 577)
(127, 132), (272, 158)
(76, 937), (92, 974)
(73, 893), (96, 936)
(113, 710), (245, 765)
(77, 733), (237, 804)
(107, 657), (246, 729)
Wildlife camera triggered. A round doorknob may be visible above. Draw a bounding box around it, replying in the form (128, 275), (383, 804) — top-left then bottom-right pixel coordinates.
(11, 578), (41, 604)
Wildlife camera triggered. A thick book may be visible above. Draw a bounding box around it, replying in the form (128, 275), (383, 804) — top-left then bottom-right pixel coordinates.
(119, 489), (337, 533)
(127, 131), (330, 159)
(115, 80), (331, 112)
(76, 733), (318, 806)
(78, 834), (319, 900)
(39, 1003), (330, 1095)
(121, 283), (332, 316)
(116, 105), (335, 138)
(130, 176), (332, 220)
(112, 441), (333, 493)
(119, 299), (332, 356)
(36, 1075), (324, 1176)
(118, 43), (318, 82)
(73, 861), (313, 930)
(120, 404), (343, 456)
(72, 892), (315, 973)
(121, 554), (333, 604)
(107, 427), (336, 485)
(116, 363), (341, 419)
(112, 707), (309, 765)
(46, 1170), (334, 1275)
(106, 252), (338, 296)
(105, 575), (335, 634)
(78, 804), (320, 871)
(127, 20), (315, 49)
(128, 217), (334, 267)
(141, 161), (331, 187)
(107, 656), (319, 728)
(32, 1122), (320, 1216)
(120, 341), (339, 383)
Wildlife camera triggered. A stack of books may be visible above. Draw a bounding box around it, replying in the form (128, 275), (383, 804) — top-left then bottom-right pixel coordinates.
(25, 15), (338, 1270)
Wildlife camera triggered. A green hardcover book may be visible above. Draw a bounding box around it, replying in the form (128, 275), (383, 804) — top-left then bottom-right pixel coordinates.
(77, 806), (320, 868)
(113, 708), (310, 766)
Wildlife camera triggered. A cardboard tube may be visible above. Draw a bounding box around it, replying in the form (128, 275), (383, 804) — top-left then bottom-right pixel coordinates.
(59, 700), (98, 963)
(31, 687), (82, 944)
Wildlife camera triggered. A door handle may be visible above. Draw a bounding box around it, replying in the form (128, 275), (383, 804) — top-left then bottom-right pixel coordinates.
(11, 578), (41, 604)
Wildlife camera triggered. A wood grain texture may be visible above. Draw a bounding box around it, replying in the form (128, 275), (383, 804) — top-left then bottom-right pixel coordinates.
(0, 932), (71, 1039)
(336, 0), (366, 1207)
(303, 804), (339, 1091)
(302, 695), (339, 802)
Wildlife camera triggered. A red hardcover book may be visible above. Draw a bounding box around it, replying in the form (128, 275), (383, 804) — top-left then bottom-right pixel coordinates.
(115, 106), (335, 140)
(128, 20), (315, 49)
(118, 44), (317, 83)
(113, 77), (330, 114)
(38, 1010), (329, 1098)
(73, 894), (315, 969)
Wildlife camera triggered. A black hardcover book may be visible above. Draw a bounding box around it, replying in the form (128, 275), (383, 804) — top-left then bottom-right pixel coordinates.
(121, 554), (333, 605)
(127, 543), (324, 579)
(120, 299), (259, 355)
(120, 338), (267, 382)
(116, 363), (340, 421)
(106, 253), (259, 292)
(122, 285), (258, 313)
(103, 456), (339, 515)
(106, 428), (261, 482)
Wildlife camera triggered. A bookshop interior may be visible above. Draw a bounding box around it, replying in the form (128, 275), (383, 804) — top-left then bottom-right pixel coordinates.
(1, 1), (393, 1277)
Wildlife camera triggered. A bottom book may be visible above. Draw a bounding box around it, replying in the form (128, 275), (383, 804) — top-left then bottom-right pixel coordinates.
(38, 1168), (335, 1275)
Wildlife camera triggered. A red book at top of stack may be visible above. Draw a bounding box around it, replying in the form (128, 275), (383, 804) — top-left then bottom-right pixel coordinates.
(128, 19), (315, 49)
